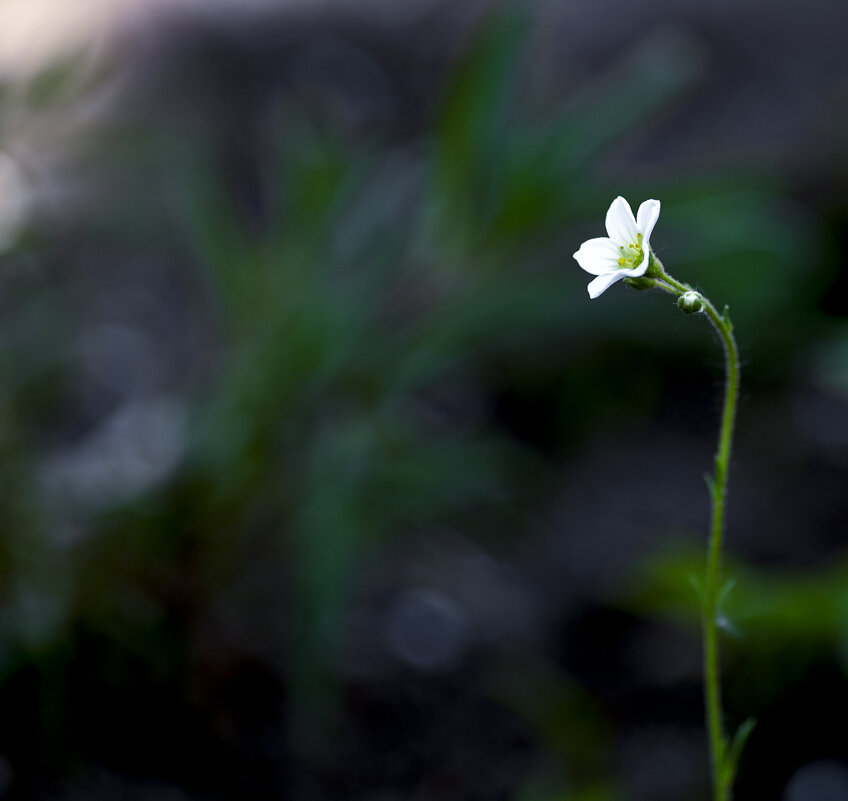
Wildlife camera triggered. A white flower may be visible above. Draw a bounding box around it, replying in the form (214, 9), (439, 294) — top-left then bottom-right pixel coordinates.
(573, 196), (661, 299)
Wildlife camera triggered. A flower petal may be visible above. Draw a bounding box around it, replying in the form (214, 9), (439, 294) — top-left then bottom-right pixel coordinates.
(604, 196), (638, 245)
(573, 237), (622, 275)
(636, 199), (661, 250)
(627, 257), (650, 279)
(587, 270), (627, 299)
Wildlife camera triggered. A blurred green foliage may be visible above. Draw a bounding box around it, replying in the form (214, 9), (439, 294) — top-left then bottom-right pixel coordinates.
(623, 545), (848, 705)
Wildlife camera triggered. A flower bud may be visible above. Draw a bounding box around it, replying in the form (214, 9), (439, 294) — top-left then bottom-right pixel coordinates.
(678, 291), (705, 314)
(624, 276), (655, 292)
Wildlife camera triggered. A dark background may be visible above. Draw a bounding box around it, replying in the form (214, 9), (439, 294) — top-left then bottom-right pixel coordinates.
(0, 0), (847, 799)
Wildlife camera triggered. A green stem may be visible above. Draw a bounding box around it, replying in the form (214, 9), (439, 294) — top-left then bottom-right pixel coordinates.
(651, 260), (740, 801)
(700, 295), (739, 801)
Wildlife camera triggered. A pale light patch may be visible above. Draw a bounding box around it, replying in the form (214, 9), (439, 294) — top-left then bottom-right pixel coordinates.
(0, 0), (307, 81)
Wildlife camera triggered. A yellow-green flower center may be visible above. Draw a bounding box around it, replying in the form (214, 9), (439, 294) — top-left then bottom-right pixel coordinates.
(617, 232), (644, 268)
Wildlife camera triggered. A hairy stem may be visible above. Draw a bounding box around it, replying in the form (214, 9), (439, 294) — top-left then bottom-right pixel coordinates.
(700, 295), (740, 801)
(650, 259), (740, 801)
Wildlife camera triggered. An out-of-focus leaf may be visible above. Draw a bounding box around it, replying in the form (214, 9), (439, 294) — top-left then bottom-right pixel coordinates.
(432, 9), (527, 241)
(622, 545), (848, 648)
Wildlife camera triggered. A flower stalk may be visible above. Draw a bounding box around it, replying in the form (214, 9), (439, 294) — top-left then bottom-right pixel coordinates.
(574, 198), (751, 801)
(652, 255), (742, 801)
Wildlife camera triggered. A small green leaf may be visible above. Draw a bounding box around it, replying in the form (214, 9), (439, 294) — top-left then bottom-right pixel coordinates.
(717, 578), (736, 607)
(715, 579), (744, 637)
(721, 717), (756, 789)
(687, 572), (704, 605)
(703, 472), (716, 499)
